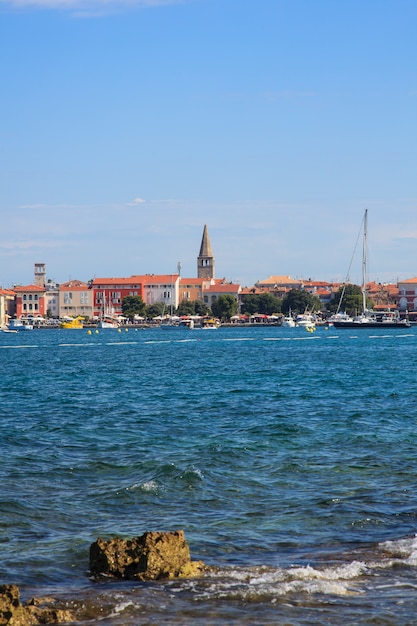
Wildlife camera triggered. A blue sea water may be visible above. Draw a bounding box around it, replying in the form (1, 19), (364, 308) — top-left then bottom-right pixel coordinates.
(2, 325), (417, 625)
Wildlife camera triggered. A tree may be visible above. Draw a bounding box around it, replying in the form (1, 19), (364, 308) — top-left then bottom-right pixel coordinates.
(145, 302), (165, 319)
(194, 300), (210, 316)
(211, 295), (238, 320)
(122, 295), (146, 321)
(329, 284), (374, 316)
(240, 293), (282, 315)
(281, 289), (322, 315)
(176, 300), (196, 316)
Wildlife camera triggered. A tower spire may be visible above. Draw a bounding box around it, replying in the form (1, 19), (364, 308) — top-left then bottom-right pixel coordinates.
(197, 225), (215, 279)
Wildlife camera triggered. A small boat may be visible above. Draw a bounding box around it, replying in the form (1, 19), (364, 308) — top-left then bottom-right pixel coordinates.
(281, 316), (296, 328)
(60, 316), (84, 329)
(7, 319), (34, 331)
(200, 317), (220, 329)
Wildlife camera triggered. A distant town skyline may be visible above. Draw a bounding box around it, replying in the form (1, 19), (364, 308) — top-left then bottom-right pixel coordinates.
(1, 0), (416, 288)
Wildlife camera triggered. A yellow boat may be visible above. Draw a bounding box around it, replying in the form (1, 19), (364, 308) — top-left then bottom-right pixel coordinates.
(60, 316), (84, 329)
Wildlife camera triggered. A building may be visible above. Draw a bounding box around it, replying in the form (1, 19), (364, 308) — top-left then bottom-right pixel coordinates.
(197, 224), (215, 279)
(59, 280), (94, 319)
(44, 280), (60, 319)
(0, 289), (16, 327)
(397, 277), (417, 312)
(14, 284), (46, 319)
(91, 276), (144, 318)
(142, 274), (180, 310)
(91, 274), (181, 318)
(367, 282), (399, 310)
(202, 281), (241, 308)
(255, 275), (304, 297)
(179, 277), (215, 302)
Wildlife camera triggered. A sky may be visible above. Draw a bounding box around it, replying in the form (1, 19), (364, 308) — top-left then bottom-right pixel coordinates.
(1, 0), (416, 288)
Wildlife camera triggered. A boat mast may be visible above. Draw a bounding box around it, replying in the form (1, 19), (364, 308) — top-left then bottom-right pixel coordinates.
(362, 209), (367, 313)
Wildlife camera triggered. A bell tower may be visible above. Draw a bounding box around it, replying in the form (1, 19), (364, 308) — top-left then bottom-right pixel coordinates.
(34, 263), (46, 287)
(197, 225), (215, 279)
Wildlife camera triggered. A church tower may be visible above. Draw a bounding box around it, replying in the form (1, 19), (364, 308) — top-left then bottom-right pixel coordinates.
(197, 224), (215, 279)
(34, 263), (46, 287)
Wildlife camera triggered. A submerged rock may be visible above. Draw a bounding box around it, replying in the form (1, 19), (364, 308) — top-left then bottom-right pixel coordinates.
(89, 530), (207, 580)
(0, 585), (73, 626)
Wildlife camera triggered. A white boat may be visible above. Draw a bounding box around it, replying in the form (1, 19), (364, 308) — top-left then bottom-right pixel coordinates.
(97, 317), (119, 329)
(98, 294), (119, 328)
(333, 210), (410, 329)
(7, 319), (34, 331)
(295, 312), (315, 327)
(327, 312), (354, 326)
(281, 316), (296, 328)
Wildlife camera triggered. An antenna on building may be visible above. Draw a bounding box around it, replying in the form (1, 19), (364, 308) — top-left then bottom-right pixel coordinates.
(177, 261), (181, 276)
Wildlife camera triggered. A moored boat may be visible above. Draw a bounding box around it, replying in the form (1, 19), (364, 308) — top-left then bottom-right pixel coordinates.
(60, 316), (84, 329)
(333, 210), (410, 329)
(7, 319), (33, 331)
(97, 317), (119, 329)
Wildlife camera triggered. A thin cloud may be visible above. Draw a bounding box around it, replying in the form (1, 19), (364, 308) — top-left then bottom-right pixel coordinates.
(126, 197), (146, 206)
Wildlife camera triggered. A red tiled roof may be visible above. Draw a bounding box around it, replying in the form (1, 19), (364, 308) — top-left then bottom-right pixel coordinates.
(60, 280), (89, 289)
(398, 277), (417, 284)
(204, 283), (241, 294)
(179, 278), (205, 285)
(13, 284), (45, 292)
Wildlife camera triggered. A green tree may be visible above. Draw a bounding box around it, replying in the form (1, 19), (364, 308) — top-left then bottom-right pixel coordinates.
(194, 300), (210, 316)
(281, 289), (322, 315)
(176, 300), (195, 316)
(122, 295), (147, 321)
(330, 284), (374, 316)
(146, 302), (165, 319)
(241, 293), (282, 315)
(211, 294), (238, 320)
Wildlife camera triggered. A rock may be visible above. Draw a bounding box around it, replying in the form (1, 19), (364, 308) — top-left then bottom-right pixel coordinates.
(89, 530), (207, 581)
(0, 585), (73, 626)
(0, 585), (30, 626)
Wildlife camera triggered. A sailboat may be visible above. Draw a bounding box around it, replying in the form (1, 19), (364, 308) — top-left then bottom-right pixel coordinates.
(97, 293), (119, 329)
(333, 210), (410, 328)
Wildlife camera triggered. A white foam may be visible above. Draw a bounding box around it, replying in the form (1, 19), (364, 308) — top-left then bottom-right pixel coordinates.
(194, 561), (367, 600)
(127, 480), (159, 493)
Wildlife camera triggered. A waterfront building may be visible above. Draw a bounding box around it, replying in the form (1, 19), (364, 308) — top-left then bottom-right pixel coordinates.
(0, 289), (16, 327)
(91, 274), (181, 318)
(142, 274), (180, 309)
(91, 276), (144, 319)
(14, 284), (46, 319)
(398, 277), (417, 315)
(59, 280), (93, 320)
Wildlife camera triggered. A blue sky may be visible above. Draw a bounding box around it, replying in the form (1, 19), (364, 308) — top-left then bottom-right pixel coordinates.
(1, 0), (416, 288)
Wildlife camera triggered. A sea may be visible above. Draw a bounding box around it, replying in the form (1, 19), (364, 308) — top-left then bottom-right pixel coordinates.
(2, 324), (417, 625)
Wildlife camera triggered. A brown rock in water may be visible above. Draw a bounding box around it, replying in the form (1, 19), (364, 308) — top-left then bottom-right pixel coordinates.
(0, 585), (73, 626)
(89, 530), (207, 580)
